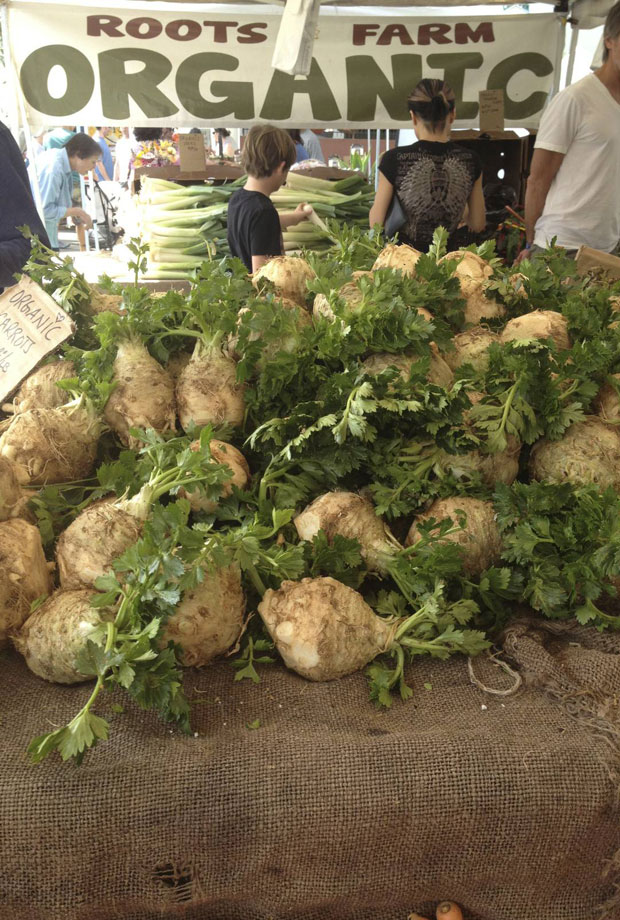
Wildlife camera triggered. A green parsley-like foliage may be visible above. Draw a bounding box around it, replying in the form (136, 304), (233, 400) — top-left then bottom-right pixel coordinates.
(494, 481), (620, 626)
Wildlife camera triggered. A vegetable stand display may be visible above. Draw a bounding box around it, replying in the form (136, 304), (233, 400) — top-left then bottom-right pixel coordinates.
(1, 230), (620, 920)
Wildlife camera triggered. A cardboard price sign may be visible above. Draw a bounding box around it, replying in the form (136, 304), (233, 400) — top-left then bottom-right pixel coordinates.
(0, 275), (75, 402)
(479, 89), (505, 133)
(178, 133), (207, 172)
(576, 245), (620, 280)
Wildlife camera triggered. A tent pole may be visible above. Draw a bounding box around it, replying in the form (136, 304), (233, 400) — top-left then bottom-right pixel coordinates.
(11, 52), (45, 222)
(88, 171), (100, 253)
(76, 127), (91, 252)
(6, 5), (46, 227)
(552, 12), (568, 95)
(1, 1), (22, 141)
(564, 19), (580, 89)
(79, 173), (90, 252)
(20, 123), (44, 217)
(374, 129), (380, 189)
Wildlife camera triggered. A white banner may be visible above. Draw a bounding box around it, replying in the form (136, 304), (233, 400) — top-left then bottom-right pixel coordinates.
(7, 1), (564, 129)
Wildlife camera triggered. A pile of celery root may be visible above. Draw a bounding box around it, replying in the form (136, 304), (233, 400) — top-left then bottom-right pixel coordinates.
(2, 226), (620, 764)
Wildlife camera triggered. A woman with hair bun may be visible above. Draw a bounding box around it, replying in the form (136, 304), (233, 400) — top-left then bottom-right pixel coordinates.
(369, 78), (486, 250)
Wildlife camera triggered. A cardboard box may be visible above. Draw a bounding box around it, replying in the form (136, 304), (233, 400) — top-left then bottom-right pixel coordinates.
(576, 245), (620, 279)
(450, 129), (532, 205)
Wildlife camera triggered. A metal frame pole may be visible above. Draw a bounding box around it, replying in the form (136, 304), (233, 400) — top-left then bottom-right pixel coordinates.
(564, 19), (580, 89)
(0, 1), (21, 141)
(553, 13), (568, 95)
(2, 2), (47, 225)
(87, 171), (100, 253)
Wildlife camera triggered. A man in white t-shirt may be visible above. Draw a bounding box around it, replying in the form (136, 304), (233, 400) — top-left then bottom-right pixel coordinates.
(518, 0), (620, 260)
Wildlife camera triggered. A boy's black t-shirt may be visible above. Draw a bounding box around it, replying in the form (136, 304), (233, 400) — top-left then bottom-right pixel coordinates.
(227, 188), (282, 271)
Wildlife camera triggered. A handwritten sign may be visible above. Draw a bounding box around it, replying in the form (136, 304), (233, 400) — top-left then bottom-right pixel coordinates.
(0, 275), (75, 402)
(479, 89), (505, 133)
(576, 245), (620, 280)
(178, 133), (207, 173)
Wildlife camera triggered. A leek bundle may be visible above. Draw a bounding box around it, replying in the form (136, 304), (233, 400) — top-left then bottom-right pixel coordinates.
(137, 177), (240, 279)
(273, 170), (374, 252)
(136, 170), (374, 277)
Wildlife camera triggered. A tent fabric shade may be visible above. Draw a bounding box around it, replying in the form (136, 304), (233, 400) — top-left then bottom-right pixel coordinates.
(137, 0), (557, 4)
(135, 0), (613, 21)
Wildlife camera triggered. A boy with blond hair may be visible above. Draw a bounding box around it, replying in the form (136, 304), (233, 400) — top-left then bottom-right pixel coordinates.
(227, 124), (310, 272)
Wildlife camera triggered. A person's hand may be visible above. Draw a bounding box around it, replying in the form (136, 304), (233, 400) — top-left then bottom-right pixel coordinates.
(295, 202), (311, 223)
(68, 207), (93, 230)
(514, 246), (532, 265)
(409, 900), (464, 920)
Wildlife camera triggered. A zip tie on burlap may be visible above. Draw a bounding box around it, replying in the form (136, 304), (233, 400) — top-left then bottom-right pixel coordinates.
(468, 649), (522, 696)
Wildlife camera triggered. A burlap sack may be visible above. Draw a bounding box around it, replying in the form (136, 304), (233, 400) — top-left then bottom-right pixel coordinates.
(2, 616), (620, 920)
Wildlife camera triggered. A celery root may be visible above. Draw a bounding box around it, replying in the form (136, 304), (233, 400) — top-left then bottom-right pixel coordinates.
(0, 519), (52, 647)
(13, 589), (109, 684)
(258, 576), (391, 681)
(162, 564), (245, 666)
(0, 401), (102, 485)
(103, 341), (177, 448)
(176, 339), (245, 432)
(3, 360), (75, 415)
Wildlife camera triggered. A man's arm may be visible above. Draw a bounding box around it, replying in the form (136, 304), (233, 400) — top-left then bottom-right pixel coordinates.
(465, 175), (486, 233)
(516, 148), (565, 263)
(251, 254), (271, 272)
(97, 158), (112, 181)
(0, 122), (50, 287)
(0, 236), (33, 289)
(369, 173), (394, 228)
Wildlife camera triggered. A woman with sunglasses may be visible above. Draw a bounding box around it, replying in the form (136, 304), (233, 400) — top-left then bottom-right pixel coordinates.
(369, 79), (486, 250)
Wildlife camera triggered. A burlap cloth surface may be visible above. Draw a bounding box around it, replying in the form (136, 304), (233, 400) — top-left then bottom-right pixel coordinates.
(2, 617), (620, 920)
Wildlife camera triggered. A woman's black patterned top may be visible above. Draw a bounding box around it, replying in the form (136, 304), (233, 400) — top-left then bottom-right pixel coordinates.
(379, 140), (482, 251)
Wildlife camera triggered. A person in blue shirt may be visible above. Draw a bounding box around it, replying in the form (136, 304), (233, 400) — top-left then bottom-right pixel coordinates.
(43, 126), (75, 150)
(286, 130), (309, 163)
(93, 127), (113, 182)
(301, 129), (325, 163)
(0, 120), (50, 291)
(36, 132), (100, 249)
